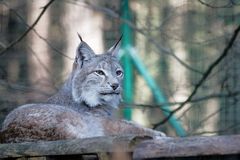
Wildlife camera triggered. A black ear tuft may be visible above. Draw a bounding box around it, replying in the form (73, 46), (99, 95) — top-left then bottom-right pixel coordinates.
(108, 35), (122, 57)
(111, 35), (122, 52)
(75, 34), (95, 68)
(77, 32), (83, 42)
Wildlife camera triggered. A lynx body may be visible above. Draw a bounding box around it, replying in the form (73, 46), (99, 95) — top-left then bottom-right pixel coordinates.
(1, 36), (165, 143)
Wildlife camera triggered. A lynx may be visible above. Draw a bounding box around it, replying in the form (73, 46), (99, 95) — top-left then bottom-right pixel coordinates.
(0, 35), (165, 143)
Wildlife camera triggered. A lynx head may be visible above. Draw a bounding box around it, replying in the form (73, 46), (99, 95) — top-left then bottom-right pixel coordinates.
(71, 35), (123, 109)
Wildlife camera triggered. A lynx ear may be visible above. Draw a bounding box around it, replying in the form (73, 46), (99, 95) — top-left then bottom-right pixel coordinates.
(108, 35), (122, 57)
(75, 34), (95, 68)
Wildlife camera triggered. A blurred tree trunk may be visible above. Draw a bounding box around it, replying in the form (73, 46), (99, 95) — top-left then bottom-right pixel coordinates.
(133, 0), (155, 127)
(27, 0), (53, 101)
(164, 0), (190, 135)
(61, 1), (104, 76)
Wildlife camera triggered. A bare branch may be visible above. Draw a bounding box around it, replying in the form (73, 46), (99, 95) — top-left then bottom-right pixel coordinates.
(153, 25), (240, 128)
(187, 106), (228, 135)
(178, 89), (239, 120)
(0, 80), (51, 96)
(0, 0), (55, 57)
(66, 0), (203, 75)
(26, 45), (59, 91)
(191, 123), (240, 136)
(1, 2), (73, 60)
(121, 91), (240, 109)
(198, 0), (232, 8)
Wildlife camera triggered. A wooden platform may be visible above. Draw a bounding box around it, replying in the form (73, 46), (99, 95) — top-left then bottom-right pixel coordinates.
(0, 135), (240, 160)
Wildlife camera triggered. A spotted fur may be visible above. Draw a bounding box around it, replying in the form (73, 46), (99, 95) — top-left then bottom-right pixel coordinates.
(1, 36), (165, 143)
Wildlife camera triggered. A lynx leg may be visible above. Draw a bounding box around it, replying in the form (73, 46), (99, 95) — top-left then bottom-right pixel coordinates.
(101, 118), (165, 138)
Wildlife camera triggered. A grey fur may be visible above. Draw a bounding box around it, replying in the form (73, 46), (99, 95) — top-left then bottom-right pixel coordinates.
(0, 37), (165, 143)
(48, 38), (123, 114)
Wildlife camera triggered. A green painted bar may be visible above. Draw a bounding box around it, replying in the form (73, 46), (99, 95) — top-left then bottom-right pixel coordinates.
(119, 0), (186, 136)
(120, 0), (133, 120)
(127, 46), (186, 136)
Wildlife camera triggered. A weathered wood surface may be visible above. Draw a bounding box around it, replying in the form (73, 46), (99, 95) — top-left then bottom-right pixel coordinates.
(0, 135), (240, 159)
(133, 134), (240, 159)
(0, 135), (150, 159)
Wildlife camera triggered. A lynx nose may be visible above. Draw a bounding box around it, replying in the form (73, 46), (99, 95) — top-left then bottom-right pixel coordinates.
(111, 83), (119, 90)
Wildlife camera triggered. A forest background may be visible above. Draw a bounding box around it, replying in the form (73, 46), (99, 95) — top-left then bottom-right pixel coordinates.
(1, 0), (240, 137)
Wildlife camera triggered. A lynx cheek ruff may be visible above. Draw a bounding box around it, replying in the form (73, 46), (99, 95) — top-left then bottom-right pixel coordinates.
(1, 35), (165, 143)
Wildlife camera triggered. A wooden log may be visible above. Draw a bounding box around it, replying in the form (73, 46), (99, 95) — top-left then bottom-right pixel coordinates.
(133, 135), (240, 159)
(1, 135), (240, 159)
(0, 135), (151, 159)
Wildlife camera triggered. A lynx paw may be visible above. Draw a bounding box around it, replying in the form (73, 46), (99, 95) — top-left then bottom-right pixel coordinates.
(153, 130), (166, 139)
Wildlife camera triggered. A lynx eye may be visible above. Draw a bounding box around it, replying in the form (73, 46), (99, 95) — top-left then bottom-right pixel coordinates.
(95, 70), (105, 76)
(116, 70), (123, 76)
